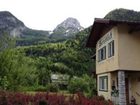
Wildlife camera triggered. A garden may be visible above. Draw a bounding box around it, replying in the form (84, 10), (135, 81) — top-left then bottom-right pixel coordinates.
(0, 91), (113, 105)
(0, 32), (113, 105)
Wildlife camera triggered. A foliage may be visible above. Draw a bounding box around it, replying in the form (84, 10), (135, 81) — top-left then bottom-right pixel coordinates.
(18, 27), (94, 77)
(68, 76), (88, 93)
(46, 83), (59, 92)
(68, 74), (96, 97)
(34, 85), (48, 92)
(35, 57), (51, 86)
(34, 83), (59, 92)
(0, 49), (37, 91)
(0, 27), (95, 91)
(17, 28), (50, 46)
(0, 91), (113, 105)
(104, 8), (140, 22)
(0, 32), (15, 51)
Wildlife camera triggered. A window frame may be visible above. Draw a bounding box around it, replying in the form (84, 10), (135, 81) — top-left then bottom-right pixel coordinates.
(99, 76), (108, 91)
(108, 40), (114, 58)
(98, 46), (106, 62)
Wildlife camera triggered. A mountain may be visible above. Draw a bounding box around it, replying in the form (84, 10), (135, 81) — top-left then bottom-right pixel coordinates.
(0, 11), (25, 37)
(0, 11), (50, 46)
(104, 8), (140, 21)
(50, 17), (84, 41)
(0, 11), (84, 45)
(18, 28), (50, 46)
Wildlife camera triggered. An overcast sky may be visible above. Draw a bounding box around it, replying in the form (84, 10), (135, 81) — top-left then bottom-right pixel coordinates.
(0, 0), (139, 30)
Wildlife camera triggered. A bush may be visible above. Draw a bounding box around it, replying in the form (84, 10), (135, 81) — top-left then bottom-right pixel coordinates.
(68, 77), (88, 93)
(0, 91), (113, 105)
(39, 100), (48, 105)
(0, 91), (7, 105)
(46, 83), (59, 92)
(19, 84), (59, 92)
(34, 85), (48, 92)
(18, 86), (36, 91)
(68, 74), (96, 97)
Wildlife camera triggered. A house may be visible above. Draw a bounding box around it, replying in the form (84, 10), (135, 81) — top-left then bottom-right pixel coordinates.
(51, 74), (69, 88)
(86, 18), (140, 105)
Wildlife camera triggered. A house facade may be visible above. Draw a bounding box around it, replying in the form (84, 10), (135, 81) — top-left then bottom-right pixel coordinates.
(86, 18), (140, 105)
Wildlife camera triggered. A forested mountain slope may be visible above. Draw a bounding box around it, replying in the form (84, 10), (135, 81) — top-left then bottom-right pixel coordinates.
(104, 8), (140, 21)
(1, 8), (139, 91)
(0, 11), (84, 46)
(0, 11), (50, 46)
(17, 27), (94, 77)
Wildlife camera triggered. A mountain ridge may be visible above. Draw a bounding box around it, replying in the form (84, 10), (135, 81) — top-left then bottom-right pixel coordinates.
(0, 11), (83, 45)
(104, 8), (140, 22)
(50, 17), (84, 41)
(0, 11), (25, 37)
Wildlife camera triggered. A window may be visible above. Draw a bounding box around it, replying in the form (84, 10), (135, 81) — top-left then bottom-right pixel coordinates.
(99, 76), (108, 91)
(108, 40), (114, 57)
(98, 46), (106, 62)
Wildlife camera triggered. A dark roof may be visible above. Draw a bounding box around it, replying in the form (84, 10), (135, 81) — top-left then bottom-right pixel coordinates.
(86, 18), (140, 47)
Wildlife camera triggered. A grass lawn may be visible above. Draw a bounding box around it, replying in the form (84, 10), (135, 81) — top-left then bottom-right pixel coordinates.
(24, 90), (75, 96)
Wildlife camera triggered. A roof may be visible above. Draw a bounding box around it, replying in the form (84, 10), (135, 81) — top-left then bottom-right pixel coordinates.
(86, 18), (140, 47)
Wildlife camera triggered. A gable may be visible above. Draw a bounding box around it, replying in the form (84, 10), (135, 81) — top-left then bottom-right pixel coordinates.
(86, 18), (140, 48)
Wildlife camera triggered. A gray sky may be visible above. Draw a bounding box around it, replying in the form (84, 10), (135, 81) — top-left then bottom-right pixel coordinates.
(0, 0), (139, 30)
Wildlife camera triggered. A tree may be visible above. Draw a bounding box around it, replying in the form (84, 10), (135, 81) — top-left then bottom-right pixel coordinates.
(0, 32), (15, 51)
(68, 74), (96, 97)
(0, 50), (37, 91)
(36, 57), (51, 86)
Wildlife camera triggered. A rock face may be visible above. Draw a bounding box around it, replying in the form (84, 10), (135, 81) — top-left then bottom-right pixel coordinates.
(50, 17), (83, 40)
(0, 11), (83, 45)
(0, 11), (25, 37)
(0, 11), (50, 45)
(54, 17), (83, 32)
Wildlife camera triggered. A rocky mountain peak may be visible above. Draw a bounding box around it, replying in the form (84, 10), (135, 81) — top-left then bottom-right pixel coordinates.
(0, 11), (25, 27)
(57, 17), (82, 30)
(0, 11), (26, 37)
(51, 17), (83, 39)
(0, 12), (84, 45)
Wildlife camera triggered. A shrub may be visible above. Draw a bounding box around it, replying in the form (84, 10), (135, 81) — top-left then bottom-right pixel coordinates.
(39, 100), (48, 105)
(18, 86), (36, 91)
(46, 83), (59, 92)
(34, 85), (48, 92)
(0, 91), (113, 105)
(68, 77), (88, 93)
(22, 84), (59, 92)
(0, 91), (7, 105)
(68, 74), (96, 97)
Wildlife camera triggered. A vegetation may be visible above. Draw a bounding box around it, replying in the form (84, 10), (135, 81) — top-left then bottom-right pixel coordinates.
(104, 8), (140, 21)
(0, 32), (15, 51)
(2, 8), (138, 104)
(0, 27), (96, 98)
(68, 74), (96, 97)
(0, 49), (37, 91)
(16, 28), (50, 46)
(0, 91), (113, 105)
